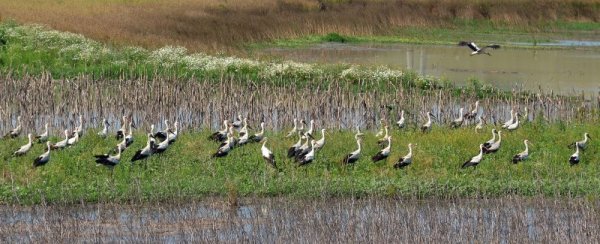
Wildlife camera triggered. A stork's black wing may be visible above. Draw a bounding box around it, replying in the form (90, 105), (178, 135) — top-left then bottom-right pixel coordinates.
(458, 41), (479, 51)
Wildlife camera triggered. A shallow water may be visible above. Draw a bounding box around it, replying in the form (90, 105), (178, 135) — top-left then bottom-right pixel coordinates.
(259, 42), (600, 95)
(0, 198), (597, 242)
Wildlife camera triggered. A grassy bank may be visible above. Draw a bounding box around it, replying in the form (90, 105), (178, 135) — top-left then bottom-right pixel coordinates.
(0, 0), (598, 52)
(0, 123), (598, 204)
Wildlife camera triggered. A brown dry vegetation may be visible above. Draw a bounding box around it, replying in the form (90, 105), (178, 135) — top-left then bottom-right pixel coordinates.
(0, 0), (599, 53)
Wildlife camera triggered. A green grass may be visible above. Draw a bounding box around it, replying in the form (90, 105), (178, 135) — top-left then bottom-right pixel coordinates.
(1, 122), (598, 204)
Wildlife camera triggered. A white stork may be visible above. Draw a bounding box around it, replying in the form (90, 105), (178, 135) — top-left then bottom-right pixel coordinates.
(462, 144), (485, 168)
(464, 101), (480, 121)
(72, 114), (83, 138)
(313, 129), (326, 151)
(394, 143), (414, 169)
(372, 136), (391, 163)
(98, 118), (110, 138)
(458, 41), (501, 56)
(483, 129), (497, 149)
(125, 121), (134, 147)
(342, 133), (363, 165)
(67, 128), (79, 146)
(212, 133), (233, 158)
(116, 115), (128, 140)
(154, 119), (169, 141)
(95, 147), (122, 167)
(475, 115), (485, 132)
(303, 119), (315, 139)
(569, 142), (581, 166)
(167, 121), (178, 144)
(512, 140), (530, 164)
(483, 131), (502, 154)
(569, 133), (591, 150)
(377, 125), (390, 147)
(239, 118), (249, 137)
(35, 123), (49, 143)
(209, 120), (229, 142)
(131, 133), (155, 162)
(421, 112), (435, 133)
(396, 110), (406, 129)
(249, 122), (265, 143)
(506, 113), (519, 131)
(4, 115), (22, 138)
(33, 142), (52, 167)
(261, 138), (276, 169)
(14, 133), (33, 156)
(51, 130), (70, 150)
(450, 108), (465, 128)
(288, 133), (303, 158)
(232, 115), (243, 129)
(298, 140), (316, 166)
(501, 109), (514, 128)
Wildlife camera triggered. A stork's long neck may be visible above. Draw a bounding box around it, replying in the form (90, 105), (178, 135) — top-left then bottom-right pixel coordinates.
(260, 124), (264, 134)
(575, 145), (580, 155)
(321, 129), (325, 139)
(497, 132), (502, 143)
(583, 134), (589, 143)
(524, 141), (529, 154)
(478, 146), (484, 157)
(384, 138), (391, 151)
(356, 139), (361, 152)
(407, 145), (413, 157)
(458, 109), (464, 120)
(384, 127), (388, 137)
(426, 113), (431, 125)
(491, 131), (496, 141)
(27, 135), (32, 144)
(401, 111), (405, 119)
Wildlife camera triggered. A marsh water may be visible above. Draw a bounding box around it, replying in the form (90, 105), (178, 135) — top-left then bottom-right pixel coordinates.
(0, 197), (598, 242)
(259, 42), (600, 95)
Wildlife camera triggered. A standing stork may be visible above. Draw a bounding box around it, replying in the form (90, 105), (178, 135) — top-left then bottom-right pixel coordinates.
(239, 118), (249, 137)
(95, 147), (122, 168)
(116, 116), (128, 140)
(394, 143), (414, 169)
(342, 133), (363, 165)
(249, 122), (265, 143)
(483, 129), (497, 149)
(298, 140), (316, 166)
(212, 133), (233, 157)
(501, 109), (514, 128)
(209, 120), (229, 142)
(287, 133), (303, 158)
(286, 119), (298, 138)
(569, 133), (591, 150)
(462, 144), (485, 168)
(97, 118), (110, 138)
(458, 41), (501, 56)
(450, 108), (465, 128)
(131, 133), (155, 162)
(67, 128), (79, 146)
(303, 120), (315, 139)
(72, 114), (84, 138)
(396, 110), (406, 129)
(51, 130), (70, 150)
(167, 121), (178, 144)
(261, 138), (277, 169)
(372, 136), (391, 163)
(507, 113), (520, 131)
(569, 142), (581, 166)
(475, 115), (485, 132)
(153, 119), (170, 142)
(512, 140), (530, 164)
(14, 133), (33, 156)
(464, 101), (480, 121)
(4, 115), (22, 138)
(232, 115), (243, 129)
(483, 131), (502, 154)
(421, 112), (435, 133)
(35, 123), (49, 143)
(125, 121), (134, 147)
(377, 126), (390, 147)
(33, 142), (52, 167)
(153, 132), (171, 154)
(313, 129), (326, 152)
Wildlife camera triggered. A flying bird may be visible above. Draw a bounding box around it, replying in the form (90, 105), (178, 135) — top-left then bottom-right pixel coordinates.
(458, 41), (501, 56)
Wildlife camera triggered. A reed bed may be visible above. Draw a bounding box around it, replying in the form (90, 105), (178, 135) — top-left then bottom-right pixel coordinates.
(0, 197), (598, 242)
(0, 0), (598, 52)
(0, 74), (597, 134)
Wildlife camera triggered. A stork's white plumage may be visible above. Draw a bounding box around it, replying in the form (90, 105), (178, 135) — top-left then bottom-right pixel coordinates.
(239, 118), (249, 137)
(569, 142), (581, 166)
(507, 114), (519, 131)
(167, 121), (178, 144)
(465, 101), (480, 120)
(14, 133), (33, 156)
(4, 115), (22, 138)
(237, 128), (250, 145)
(67, 128), (79, 146)
(462, 144), (485, 168)
(483, 131), (502, 154)
(298, 140), (316, 166)
(377, 126), (390, 147)
(372, 136), (391, 163)
(512, 140), (530, 164)
(303, 119), (315, 139)
(313, 129), (326, 151)
(287, 133), (303, 158)
(261, 138), (276, 169)
(125, 121), (134, 147)
(342, 134), (362, 165)
(394, 143), (414, 169)
(209, 120), (229, 142)
(502, 109), (514, 128)
(36, 123), (49, 143)
(116, 115), (128, 140)
(475, 115), (485, 132)
(97, 118), (109, 138)
(131, 133), (154, 162)
(421, 112), (434, 132)
(95, 146), (121, 167)
(458, 41), (501, 56)
(396, 110), (406, 129)
(250, 122), (265, 142)
(450, 108), (465, 128)
(483, 129), (497, 149)
(51, 130), (70, 150)
(115, 136), (128, 153)
(33, 142), (52, 167)
(232, 115), (243, 129)
(73, 114), (84, 138)
(569, 133), (591, 150)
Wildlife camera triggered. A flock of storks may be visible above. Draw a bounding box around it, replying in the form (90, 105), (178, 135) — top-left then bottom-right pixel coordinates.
(2, 99), (592, 171)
